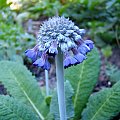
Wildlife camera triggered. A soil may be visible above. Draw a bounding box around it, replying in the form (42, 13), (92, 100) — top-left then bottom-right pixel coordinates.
(108, 47), (120, 68)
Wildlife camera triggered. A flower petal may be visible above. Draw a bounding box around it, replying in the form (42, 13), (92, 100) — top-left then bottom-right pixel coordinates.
(84, 40), (94, 49)
(74, 53), (86, 63)
(42, 60), (51, 70)
(78, 44), (90, 55)
(33, 58), (45, 67)
(64, 56), (78, 68)
(25, 49), (37, 61)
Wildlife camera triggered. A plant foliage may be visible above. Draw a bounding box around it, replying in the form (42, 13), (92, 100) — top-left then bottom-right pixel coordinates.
(0, 61), (48, 119)
(106, 63), (120, 83)
(0, 6), (35, 61)
(0, 95), (39, 120)
(82, 79), (120, 120)
(65, 47), (100, 119)
(66, 0), (120, 46)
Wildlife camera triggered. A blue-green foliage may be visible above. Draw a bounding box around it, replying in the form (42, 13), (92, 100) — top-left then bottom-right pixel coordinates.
(82, 80), (120, 120)
(0, 61), (48, 119)
(106, 63), (120, 83)
(0, 51), (120, 120)
(0, 95), (39, 120)
(65, 47), (100, 119)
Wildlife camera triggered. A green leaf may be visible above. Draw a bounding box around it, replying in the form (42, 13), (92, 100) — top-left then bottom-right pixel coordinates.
(88, 0), (105, 10)
(94, 35), (106, 47)
(101, 45), (112, 58)
(0, 95), (39, 120)
(0, 0), (7, 8)
(106, 64), (120, 83)
(65, 47), (100, 120)
(50, 81), (74, 120)
(10, 54), (23, 64)
(82, 80), (120, 120)
(0, 61), (48, 119)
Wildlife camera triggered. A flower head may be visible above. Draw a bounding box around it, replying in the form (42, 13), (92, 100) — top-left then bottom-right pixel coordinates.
(25, 16), (94, 70)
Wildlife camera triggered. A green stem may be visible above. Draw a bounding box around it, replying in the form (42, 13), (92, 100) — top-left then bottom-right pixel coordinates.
(45, 70), (49, 96)
(55, 48), (66, 120)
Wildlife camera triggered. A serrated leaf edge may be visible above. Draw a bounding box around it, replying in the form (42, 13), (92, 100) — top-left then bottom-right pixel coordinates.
(89, 90), (116, 120)
(10, 69), (44, 120)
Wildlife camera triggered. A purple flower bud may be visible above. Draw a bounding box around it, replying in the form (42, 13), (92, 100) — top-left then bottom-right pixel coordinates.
(33, 55), (51, 70)
(25, 49), (37, 61)
(78, 43), (90, 55)
(33, 57), (45, 67)
(74, 53), (86, 63)
(64, 56), (78, 68)
(42, 60), (51, 70)
(84, 40), (94, 49)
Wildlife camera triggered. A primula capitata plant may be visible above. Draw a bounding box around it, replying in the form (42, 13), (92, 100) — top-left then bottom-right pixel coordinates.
(25, 16), (94, 120)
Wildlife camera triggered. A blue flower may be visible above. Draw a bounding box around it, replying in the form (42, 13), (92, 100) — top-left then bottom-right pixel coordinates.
(25, 49), (36, 61)
(78, 40), (93, 55)
(42, 60), (51, 70)
(25, 45), (39, 61)
(74, 53), (86, 63)
(64, 56), (78, 68)
(33, 53), (51, 70)
(84, 40), (94, 49)
(25, 16), (94, 70)
(78, 43), (90, 55)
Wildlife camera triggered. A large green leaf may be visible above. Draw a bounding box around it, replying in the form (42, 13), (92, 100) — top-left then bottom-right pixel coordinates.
(65, 47), (100, 119)
(0, 95), (39, 120)
(82, 80), (120, 120)
(50, 81), (74, 120)
(0, 61), (48, 119)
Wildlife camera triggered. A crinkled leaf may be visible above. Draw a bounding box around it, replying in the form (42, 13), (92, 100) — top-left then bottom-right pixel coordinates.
(0, 61), (48, 119)
(82, 80), (120, 120)
(0, 95), (39, 120)
(65, 47), (100, 119)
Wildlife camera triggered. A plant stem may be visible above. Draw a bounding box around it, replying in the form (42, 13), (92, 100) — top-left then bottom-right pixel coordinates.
(45, 70), (49, 96)
(55, 48), (66, 120)
(115, 25), (120, 48)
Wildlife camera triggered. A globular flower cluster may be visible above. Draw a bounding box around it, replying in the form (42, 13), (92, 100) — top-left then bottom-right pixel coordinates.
(25, 16), (94, 70)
